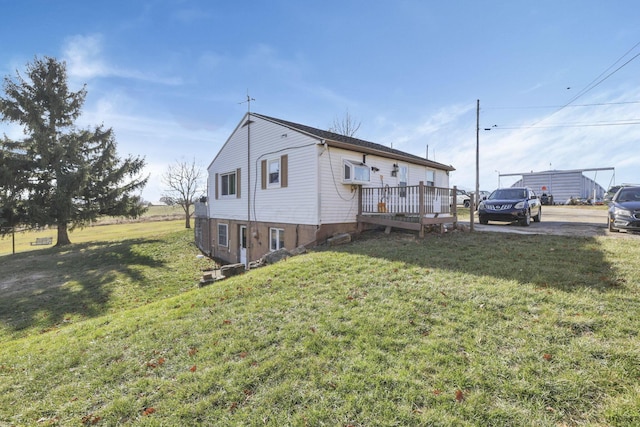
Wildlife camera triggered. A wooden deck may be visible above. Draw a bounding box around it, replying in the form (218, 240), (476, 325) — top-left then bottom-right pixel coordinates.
(357, 183), (459, 237)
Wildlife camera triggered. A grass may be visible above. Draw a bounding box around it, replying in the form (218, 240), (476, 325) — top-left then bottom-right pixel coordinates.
(0, 220), (212, 341)
(1, 224), (639, 426)
(0, 205), (184, 256)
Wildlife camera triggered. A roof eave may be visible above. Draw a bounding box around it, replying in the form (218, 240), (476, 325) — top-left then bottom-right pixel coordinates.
(324, 139), (455, 171)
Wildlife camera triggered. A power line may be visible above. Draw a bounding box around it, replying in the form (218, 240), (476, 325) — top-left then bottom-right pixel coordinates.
(491, 120), (640, 130)
(563, 40), (640, 107)
(485, 100), (640, 110)
(527, 41), (640, 127)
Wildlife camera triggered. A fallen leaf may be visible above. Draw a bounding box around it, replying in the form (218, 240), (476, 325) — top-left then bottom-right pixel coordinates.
(142, 407), (155, 416)
(455, 389), (464, 402)
(189, 364), (197, 372)
(81, 414), (101, 425)
(188, 347), (198, 356)
(543, 353), (553, 361)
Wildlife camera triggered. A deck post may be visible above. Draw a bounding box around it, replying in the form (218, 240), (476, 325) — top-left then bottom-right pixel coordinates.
(452, 186), (458, 231)
(469, 193), (475, 232)
(418, 181), (425, 238)
(357, 185), (363, 233)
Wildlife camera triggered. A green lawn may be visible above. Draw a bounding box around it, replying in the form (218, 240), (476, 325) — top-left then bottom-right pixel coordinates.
(1, 224), (639, 426)
(0, 205), (183, 256)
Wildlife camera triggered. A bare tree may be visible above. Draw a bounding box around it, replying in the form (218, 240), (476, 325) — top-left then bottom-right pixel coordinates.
(329, 109), (361, 137)
(161, 158), (205, 229)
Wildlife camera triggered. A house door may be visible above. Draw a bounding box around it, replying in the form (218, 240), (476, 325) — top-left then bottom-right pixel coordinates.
(239, 225), (247, 266)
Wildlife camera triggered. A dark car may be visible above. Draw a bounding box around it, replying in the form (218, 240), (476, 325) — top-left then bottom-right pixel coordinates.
(478, 187), (541, 226)
(604, 185), (623, 203)
(608, 185), (640, 232)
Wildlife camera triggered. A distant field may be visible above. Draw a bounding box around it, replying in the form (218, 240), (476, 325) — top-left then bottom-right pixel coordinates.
(0, 205), (184, 256)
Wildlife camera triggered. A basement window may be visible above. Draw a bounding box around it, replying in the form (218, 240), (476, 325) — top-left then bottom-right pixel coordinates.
(270, 228), (284, 251)
(343, 160), (370, 184)
(218, 223), (228, 247)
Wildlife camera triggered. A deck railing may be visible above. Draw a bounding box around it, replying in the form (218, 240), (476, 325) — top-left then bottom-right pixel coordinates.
(358, 182), (457, 217)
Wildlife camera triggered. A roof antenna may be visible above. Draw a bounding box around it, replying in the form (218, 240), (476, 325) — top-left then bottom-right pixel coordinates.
(239, 90), (255, 113)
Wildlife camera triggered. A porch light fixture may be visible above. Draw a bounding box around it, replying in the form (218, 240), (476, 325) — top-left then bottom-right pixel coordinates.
(391, 163), (399, 177)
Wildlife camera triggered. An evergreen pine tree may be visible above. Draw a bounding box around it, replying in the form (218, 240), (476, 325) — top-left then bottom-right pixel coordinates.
(0, 56), (147, 245)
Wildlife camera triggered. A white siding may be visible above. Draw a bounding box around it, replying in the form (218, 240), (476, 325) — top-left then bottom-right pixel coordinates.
(318, 146), (450, 224)
(207, 121), (248, 221)
(208, 115), (320, 225)
(318, 146), (361, 223)
(250, 118), (319, 225)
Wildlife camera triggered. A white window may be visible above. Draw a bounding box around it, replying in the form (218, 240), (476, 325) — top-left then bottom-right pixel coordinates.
(268, 158), (280, 186)
(218, 223), (228, 247)
(261, 155), (288, 190)
(221, 172), (236, 196)
(343, 160), (370, 184)
(270, 228), (284, 251)
(426, 170), (435, 187)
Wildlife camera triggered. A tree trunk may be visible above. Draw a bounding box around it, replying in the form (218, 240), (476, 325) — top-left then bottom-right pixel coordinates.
(183, 204), (192, 229)
(56, 223), (72, 246)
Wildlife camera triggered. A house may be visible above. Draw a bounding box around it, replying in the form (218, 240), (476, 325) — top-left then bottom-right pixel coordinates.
(195, 113), (456, 265)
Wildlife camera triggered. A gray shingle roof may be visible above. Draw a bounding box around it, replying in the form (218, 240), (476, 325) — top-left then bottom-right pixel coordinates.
(251, 113), (455, 171)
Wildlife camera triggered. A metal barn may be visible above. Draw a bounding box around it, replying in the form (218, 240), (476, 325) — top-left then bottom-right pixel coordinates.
(500, 168), (613, 204)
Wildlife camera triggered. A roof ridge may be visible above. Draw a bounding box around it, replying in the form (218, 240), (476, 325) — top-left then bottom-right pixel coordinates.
(250, 113), (454, 171)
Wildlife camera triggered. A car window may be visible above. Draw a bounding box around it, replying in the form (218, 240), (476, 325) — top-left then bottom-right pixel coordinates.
(617, 189), (640, 202)
(490, 189), (526, 200)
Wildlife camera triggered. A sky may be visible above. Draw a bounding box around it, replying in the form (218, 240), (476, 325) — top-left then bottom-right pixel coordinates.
(1, 0), (639, 202)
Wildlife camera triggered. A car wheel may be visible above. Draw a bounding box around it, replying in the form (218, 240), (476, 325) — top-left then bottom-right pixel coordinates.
(520, 210), (531, 226)
(609, 217), (619, 232)
(533, 207), (541, 222)
(463, 200), (470, 208)
(479, 215), (488, 225)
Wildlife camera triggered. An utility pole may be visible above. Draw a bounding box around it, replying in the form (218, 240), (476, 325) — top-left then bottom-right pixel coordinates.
(472, 99), (480, 231)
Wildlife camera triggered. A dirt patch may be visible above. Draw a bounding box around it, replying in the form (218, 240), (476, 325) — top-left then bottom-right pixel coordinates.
(0, 273), (49, 297)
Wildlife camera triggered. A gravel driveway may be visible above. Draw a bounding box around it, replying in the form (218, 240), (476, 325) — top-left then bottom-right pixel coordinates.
(470, 205), (630, 238)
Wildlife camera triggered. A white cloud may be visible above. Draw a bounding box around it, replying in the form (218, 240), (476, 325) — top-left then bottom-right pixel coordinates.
(63, 34), (110, 80)
(62, 34), (182, 85)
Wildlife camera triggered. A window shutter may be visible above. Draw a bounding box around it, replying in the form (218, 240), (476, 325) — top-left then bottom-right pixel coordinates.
(261, 160), (267, 189)
(236, 168), (241, 198)
(215, 173), (219, 199)
(281, 155), (288, 188)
